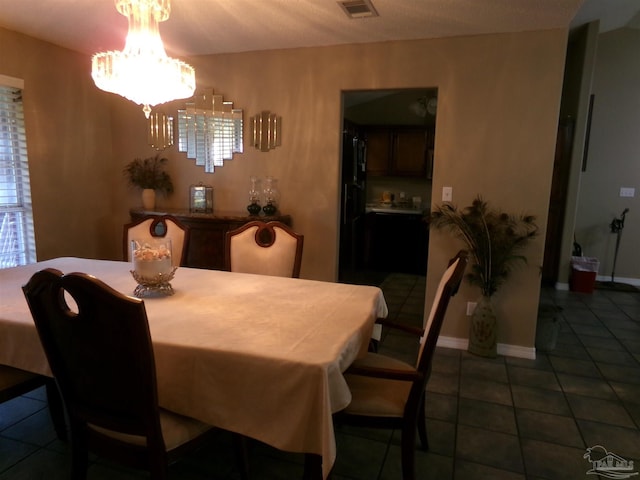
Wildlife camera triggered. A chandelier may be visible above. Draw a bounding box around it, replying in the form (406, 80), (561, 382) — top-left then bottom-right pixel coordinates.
(91, 0), (196, 118)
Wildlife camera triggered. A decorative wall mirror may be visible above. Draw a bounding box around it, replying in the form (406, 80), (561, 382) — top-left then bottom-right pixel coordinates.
(250, 111), (281, 151)
(178, 89), (243, 173)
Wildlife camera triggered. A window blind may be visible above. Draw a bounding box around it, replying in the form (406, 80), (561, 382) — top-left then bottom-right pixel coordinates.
(0, 84), (36, 268)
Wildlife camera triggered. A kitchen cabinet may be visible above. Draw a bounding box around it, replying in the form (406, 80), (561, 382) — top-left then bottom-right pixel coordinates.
(365, 126), (433, 177)
(130, 209), (291, 270)
(364, 212), (428, 274)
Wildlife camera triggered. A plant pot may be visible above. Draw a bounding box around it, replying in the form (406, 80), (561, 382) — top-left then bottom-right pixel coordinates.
(142, 189), (156, 210)
(468, 295), (497, 358)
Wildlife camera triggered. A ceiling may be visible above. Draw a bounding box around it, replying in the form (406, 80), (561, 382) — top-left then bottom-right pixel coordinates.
(0, 0), (639, 58)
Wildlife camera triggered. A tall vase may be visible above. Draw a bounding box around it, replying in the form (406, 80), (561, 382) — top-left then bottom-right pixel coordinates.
(468, 295), (497, 358)
(142, 189), (156, 210)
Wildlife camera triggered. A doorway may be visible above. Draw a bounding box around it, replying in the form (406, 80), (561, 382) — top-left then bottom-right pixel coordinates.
(338, 88), (438, 287)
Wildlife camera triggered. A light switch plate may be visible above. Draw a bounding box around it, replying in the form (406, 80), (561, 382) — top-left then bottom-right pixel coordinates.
(620, 187), (635, 198)
(442, 186), (452, 202)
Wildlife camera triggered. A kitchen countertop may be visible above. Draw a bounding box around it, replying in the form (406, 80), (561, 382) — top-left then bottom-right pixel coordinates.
(365, 203), (428, 215)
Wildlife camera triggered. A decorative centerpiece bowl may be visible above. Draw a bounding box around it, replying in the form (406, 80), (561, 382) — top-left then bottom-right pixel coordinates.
(130, 239), (177, 297)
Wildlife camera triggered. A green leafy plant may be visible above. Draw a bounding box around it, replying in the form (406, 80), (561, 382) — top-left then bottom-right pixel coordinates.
(430, 196), (538, 297)
(123, 154), (174, 196)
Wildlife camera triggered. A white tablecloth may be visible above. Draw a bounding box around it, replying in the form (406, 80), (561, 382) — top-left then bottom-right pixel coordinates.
(0, 257), (388, 478)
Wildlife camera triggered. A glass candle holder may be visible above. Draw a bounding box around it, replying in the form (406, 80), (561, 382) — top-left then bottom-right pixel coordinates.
(247, 176), (262, 215)
(262, 176), (279, 216)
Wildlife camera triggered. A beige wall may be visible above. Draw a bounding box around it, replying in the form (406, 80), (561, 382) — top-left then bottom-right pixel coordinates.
(574, 28), (640, 284)
(0, 27), (116, 261)
(1, 26), (569, 351)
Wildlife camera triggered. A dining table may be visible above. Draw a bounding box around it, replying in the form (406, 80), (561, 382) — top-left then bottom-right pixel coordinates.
(0, 257), (388, 479)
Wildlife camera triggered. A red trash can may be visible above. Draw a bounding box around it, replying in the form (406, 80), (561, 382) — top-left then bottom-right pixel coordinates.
(570, 256), (599, 293)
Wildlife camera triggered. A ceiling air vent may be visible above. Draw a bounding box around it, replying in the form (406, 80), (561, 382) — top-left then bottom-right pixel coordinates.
(338, 0), (379, 19)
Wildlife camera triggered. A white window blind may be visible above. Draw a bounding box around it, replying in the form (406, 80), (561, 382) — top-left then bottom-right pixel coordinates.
(0, 82), (36, 268)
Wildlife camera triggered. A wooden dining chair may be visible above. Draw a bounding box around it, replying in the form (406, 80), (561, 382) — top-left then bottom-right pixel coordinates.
(225, 220), (304, 278)
(336, 250), (468, 480)
(123, 214), (190, 267)
(0, 365), (67, 440)
(22, 268), (217, 480)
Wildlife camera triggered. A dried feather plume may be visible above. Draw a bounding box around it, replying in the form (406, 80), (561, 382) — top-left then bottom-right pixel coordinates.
(430, 196), (538, 296)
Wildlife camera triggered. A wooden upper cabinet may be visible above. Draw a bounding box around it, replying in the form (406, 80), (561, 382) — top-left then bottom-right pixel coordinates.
(365, 126), (430, 177)
(364, 128), (391, 176)
(394, 129), (427, 176)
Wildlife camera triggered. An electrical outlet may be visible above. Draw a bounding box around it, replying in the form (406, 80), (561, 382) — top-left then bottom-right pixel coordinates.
(442, 186), (452, 202)
(620, 187), (635, 198)
(466, 302), (477, 316)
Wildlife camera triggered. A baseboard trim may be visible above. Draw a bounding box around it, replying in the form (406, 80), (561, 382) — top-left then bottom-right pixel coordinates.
(596, 275), (640, 287)
(437, 336), (536, 360)
(556, 275), (640, 291)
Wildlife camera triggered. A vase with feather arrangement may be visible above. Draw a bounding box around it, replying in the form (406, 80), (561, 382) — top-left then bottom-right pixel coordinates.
(430, 196), (538, 357)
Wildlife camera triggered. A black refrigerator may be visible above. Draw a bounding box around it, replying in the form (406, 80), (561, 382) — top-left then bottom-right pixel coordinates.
(339, 125), (367, 278)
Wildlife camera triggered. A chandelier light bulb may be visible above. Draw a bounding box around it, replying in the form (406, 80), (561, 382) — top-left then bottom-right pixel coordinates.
(91, 0), (196, 118)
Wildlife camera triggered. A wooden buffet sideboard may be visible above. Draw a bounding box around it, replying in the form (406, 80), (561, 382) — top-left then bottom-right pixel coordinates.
(130, 209), (292, 270)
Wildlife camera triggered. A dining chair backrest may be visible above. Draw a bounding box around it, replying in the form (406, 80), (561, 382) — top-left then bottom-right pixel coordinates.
(123, 215), (189, 267)
(22, 268), (219, 478)
(416, 250), (468, 371)
(225, 221), (304, 278)
(338, 250), (468, 480)
(23, 268), (163, 444)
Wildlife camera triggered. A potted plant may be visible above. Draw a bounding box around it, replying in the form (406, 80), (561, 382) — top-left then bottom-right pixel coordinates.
(430, 195), (538, 357)
(123, 154), (174, 210)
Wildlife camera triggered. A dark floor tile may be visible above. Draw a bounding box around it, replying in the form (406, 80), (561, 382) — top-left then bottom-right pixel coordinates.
(609, 327), (640, 342)
(586, 346), (638, 367)
(621, 338), (640, 354)
(515, 409), (583, 448)
(521, 438), (590, 480)
(546, 341), (591, 360)
(332, 432), (387, 479)
(611, 381), (640, 404)
(335, 423), (393, 445)
(504, 354), (553, 371)
(566, 394), (635, 427)
(460, 357), (508, 383)
(556, 373), (616, 400)
(510, 385), (571, 415)
(431, 349), (461, 375)
(455, 425), (523, 473)
(457, 398), (517, 435)
(0, 436), (39, 473)
(459, 377), (512, 406)
(577, 333), (623, 350)
(454, 459), (525, 480)
(623, 401), (640, 428)
(548, 355), (602, 378)
(425, 391), (458, 423)
(563, 311), (601, 326)
(0, 448), (72, 480)
(598, 362), (640, 384)
(412, 418), (455, 457)
(0, 408), (59, 447)
(380, 446), (452, 480)
(427, 371), (459, 396)
(0, 396), (47, 431)
(507, 365), (560, 391)
(577, 419), (640, 464)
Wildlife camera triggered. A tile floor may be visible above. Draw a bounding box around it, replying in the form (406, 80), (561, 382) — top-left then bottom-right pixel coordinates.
(1, 272), (640, 479)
